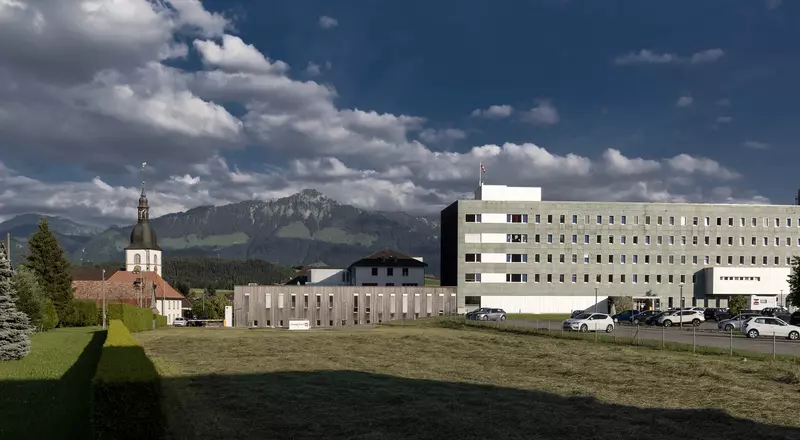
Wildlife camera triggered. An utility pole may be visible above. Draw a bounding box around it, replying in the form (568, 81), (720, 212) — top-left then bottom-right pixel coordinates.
(102, 269), (107, 330)
(679, 284), (684, 328)
(594, 287), (598, 313)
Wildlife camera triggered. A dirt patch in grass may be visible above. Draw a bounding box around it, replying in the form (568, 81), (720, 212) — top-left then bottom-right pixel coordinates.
(138, 326), (800, 440)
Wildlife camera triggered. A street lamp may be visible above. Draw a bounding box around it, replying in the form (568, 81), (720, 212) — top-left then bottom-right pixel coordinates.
(594, 287), (598, 313)
(679, 283), (684, 328)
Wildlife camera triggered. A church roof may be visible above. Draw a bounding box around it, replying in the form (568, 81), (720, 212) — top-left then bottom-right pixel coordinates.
(126, 222), (161, 250)
(107, 270), (186, 300)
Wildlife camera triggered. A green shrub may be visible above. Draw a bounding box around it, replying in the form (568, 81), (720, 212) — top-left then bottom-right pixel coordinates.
(106, 303), (154, 332)
(62, 299), (101, 327)
(40, 298), (58, 331)
(92, 320), (163, 439)
(155, 315), (167, 328)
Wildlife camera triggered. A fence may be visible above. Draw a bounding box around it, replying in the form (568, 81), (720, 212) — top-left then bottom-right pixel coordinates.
(460, 318), (796, 360)
(233, 285), (458, 328)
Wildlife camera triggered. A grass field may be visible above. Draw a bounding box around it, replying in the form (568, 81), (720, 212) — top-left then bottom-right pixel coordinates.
(0, 327), (104, 439)
(138, 323), (800, 439)
(424, 278), (440, 286)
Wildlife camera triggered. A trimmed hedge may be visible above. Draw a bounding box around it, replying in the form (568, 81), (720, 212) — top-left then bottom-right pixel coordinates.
(155, 314), (167, 328)
(92, 320), (163, 439)
(106, 303), (154, 332)
(62, 299), (101, 327)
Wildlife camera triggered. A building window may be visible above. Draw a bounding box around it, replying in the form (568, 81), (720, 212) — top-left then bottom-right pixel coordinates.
(656, 275), (662, 284)
(644, 255), (650, 264)
(693, 216), (698, 226)
(656, 255), (662, 264)
(571, 274), (577, 283)
(465, 253), (481, 262)
(668, 275), (674, 284)
(633, 236), (639, 244)
(621, 274), (626, 283)
(633, 255), (638, 264)
(547, 215), (553, 224)
(371, 268), (378, 276)
(657, 236), (663, 245)
(572, 215), (578, 224)
(596, 274), (601, 283)
(507, 254), (527, 263)
(547, 234), (553, 244)
(534, 234), (540, 244)
(534, 254), (541, 263)
(740, 217), (745, 227)
(609, 215), (615, 225)
(609, 235), (614, 244)
(507, 234), (528, 243)
(596, 254), (602, 263)
(621, 235), (626, 244)
(668, 255), (674, 264)
(597, 215), (602, 224)
(559, 234), (565, 244)
(728, 217), (734, 226)
(692, 255), (698, 264)
(583, 254), (589, 263)
(621, 215), (627, 224)
(751, 256), (756, 265)
(596, 235), (602, 244)
(632, 274), (638, 283)
(465, 214), (481, 223)
(644, 236), (650, 245)
(134, 254), (141, 264)
(668, 236), (674, 245)
(559, 215), (565, 224)
(572, 254), (578, 263)
(387, 268), (394, 276)
(547, 254), (553, 263)
(534, 214), (541, 223)
(507, 214), (528, 223)
(705, 217), (710, 226)
(547, 274), (553, 283)
(775, 256), (780, 265)
(506, 274), (527, 283)
(559, 254), (565, 263)
(788, 218), (793, 227)
(572, 234), (577, 244)
(608, 274), (614, 283)
(727, 256), (733, 265)
(402, 268), (409, 276)
(644, 275), (650, 284)
(693, 236), (698, 245)
(465, 273), (481, 282)
(534, 274), (540, 283)
(657, 216), (662, 225)
(620, 254), (626, 264)
(584, 274), (589, 283)
(584, 235), (590, 244)
(559, 274), (565, 283)
(645, 215), (650, 225)
(669, 216), (675, 226)
(608, 255), (614, 263)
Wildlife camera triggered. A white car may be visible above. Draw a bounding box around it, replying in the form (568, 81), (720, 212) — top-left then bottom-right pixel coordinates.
(173, 317), (187, 327)
(741, 316), (800, 340)
(562, 313), (615, 333)
(657, 310), (704, 327)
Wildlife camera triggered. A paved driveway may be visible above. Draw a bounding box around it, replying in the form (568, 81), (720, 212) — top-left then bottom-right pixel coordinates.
(503, 319), (800, 356)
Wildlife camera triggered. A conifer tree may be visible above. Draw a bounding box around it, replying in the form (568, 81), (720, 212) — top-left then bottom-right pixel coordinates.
(0, 242), (31, 360)
(23, 217), (73, 321)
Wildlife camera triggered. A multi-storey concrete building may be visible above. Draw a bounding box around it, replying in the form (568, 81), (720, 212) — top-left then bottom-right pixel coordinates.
(441, 184), (800, 314)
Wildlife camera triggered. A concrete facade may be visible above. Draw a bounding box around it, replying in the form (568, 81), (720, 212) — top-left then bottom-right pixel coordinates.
(350, 266), (426, 286)
(441, 185), (800, 313)
(233, 285), (458, 328)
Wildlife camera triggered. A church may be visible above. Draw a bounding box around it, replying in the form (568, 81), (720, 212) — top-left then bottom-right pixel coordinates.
(72, 170), (187, 324)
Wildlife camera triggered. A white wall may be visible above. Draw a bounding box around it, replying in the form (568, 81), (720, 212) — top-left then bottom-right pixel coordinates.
(481, 233), (508, 244)
(352, 266), (425, 286)
(480, 213), (508, 223)
(125, 249), (162, 276)
(155, 299), (182, 325)
(480, 295), (609, 314)
(465, 233), (481, 243)
(705, 267), (790, 296)
(478, 272), (507, 283)
(474, 184), (542, 202)
(307, 268), (349, 285)
(480, 253), (506, 263)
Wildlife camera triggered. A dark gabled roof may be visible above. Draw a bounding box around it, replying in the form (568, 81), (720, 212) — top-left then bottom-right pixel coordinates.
(71, 267), (120, 281)
(348, 248), (428, 268)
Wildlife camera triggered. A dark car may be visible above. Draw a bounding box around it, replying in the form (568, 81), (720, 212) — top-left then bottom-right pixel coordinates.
(630, 310), (660, 325)
(644, 311), (669, 326)
(704, 308), (729, 322)
(611, 309), (640, 323)
(466, 307), (507, 321)
(790, 311), (800, 326)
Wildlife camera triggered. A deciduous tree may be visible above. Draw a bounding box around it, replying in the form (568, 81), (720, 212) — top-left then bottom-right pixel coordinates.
(728, 295), (749, 316)
(0, 243), (32, 360)
(11, 266), (46, 331)
(788, 256), (800, 309)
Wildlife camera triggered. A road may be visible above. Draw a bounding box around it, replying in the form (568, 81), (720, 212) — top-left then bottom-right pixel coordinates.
(503, 319), (800, 356)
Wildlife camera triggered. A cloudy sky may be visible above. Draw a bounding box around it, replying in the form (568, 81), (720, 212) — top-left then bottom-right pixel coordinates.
(1, 0), (798, 227)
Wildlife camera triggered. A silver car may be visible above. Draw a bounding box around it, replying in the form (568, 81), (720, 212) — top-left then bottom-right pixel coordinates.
(717, 313), (761, 332)
(466, 307), (507, 321)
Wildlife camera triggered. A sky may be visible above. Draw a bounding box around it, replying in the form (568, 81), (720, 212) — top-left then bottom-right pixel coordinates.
(0, 0), (798, 227)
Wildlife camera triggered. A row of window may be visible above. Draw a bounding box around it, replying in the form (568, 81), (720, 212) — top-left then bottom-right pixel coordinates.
(465, 213), (800, 228)
(495, 233), (800, 247)
(465, 272), (694, 284)
(465, 253), (795, 266)
(132, 254), (158, 265)
(369, 267), (411, 276)
(719, 276), (761, 281)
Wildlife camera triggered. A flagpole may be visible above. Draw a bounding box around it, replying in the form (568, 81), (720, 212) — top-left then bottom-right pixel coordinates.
(479, 162), (483, 187)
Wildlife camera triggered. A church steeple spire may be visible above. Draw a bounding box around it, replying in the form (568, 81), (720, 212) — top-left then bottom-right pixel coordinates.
(138, 162), (149, 222)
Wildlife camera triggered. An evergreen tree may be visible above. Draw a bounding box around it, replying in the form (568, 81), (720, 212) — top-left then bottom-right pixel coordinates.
(0, 243), (32, 360)
(23, 217), (73, 321)
(788, 256), (800, 308)
(11, 266), (46, 330)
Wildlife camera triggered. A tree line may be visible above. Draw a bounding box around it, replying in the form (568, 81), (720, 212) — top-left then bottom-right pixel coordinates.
(80, 256), (296, 291)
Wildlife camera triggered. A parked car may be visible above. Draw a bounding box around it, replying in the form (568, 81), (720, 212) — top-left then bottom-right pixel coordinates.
(466, 308), (507, 321)
(570, 310), (585, 318)
(644, 311), (669, 326)
(704, 308), (729, 322)
(717, 313), (762, 332)
(657, 310), (704, 327)
(611, 309), (640, 323)
(630, 310), (660, 325)
(173, 317), (187, 327)
(562, 313), (615, 333)
(791, 311), (800, 326)
(741, 316), (800, 340)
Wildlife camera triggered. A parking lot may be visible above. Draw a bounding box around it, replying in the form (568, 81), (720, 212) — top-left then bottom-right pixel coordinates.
(505, 319), (800, 356)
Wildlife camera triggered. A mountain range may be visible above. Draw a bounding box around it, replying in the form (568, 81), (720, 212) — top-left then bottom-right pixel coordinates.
(0, 190), (441, 275)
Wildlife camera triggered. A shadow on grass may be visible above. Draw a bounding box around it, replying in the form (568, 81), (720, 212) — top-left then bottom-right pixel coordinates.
(159, 370), (800, 440)
(0, 330), (106, 440)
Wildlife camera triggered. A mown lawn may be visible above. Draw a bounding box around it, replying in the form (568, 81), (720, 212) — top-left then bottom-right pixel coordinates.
(139, 324), (800, 440)
(0, 327), (105, 440)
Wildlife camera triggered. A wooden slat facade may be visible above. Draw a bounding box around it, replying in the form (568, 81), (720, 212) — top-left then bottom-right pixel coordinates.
(233, 285), (459, 328)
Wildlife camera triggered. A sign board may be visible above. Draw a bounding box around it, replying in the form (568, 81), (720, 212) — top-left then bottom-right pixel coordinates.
(288, 319), (311, 330)
(224, 306), (232, 327)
